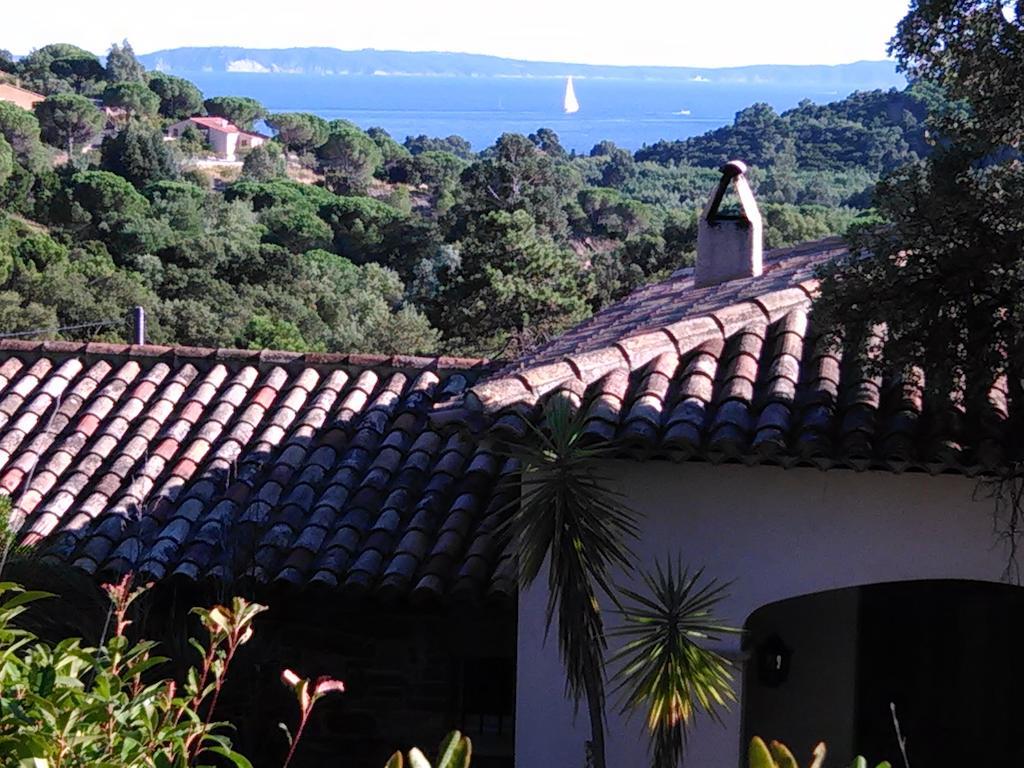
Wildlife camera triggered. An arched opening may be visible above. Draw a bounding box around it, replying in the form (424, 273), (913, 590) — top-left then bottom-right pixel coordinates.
(741, 580), (1024, 765)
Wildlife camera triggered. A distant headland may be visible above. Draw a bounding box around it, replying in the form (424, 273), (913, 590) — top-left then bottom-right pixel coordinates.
(137, 46), (904, 88)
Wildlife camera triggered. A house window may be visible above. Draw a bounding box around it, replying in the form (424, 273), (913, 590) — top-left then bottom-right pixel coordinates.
(742, 581), (1024, 765)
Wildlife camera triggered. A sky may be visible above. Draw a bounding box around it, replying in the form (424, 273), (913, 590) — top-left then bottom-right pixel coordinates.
(6, 0), (912, 68)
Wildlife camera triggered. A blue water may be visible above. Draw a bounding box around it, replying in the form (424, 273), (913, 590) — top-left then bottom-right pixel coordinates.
(183, 72), (880, 152)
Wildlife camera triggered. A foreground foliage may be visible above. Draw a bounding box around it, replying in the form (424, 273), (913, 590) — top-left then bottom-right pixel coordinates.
(0, 578), (264, 768)
(748, 737), (891, 768)
(384, 731), (472, 768)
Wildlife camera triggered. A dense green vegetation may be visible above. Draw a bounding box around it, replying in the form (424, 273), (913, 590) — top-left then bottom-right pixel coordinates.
(816, 0), (1024, 481)
(0, 40), (943, 357)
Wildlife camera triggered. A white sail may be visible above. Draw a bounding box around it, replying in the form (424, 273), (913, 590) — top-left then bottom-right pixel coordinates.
(563, 76), (579, 114)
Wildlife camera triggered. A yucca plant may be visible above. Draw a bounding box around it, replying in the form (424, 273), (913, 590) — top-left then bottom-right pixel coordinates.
(498, 395), (640, 768)
(610, 559), (741, 768)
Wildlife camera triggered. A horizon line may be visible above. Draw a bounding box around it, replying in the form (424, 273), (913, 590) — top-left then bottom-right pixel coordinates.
(11, 42), (899, 72)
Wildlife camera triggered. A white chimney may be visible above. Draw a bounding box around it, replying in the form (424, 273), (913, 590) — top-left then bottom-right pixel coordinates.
(695, 160), (763, 287)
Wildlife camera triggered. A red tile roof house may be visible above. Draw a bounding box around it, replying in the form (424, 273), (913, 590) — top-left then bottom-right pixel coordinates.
(167, 116), (268, 161)
(2, 164), (1020, 766)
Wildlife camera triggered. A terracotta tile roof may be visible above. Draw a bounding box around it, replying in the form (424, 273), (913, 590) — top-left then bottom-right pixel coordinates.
(188, 116), (241, 133)
(3, 235), (1009, 596)
(0, 340), (516, 602)
(0, 82), (45, 110)
(441, 236), (1010, 475)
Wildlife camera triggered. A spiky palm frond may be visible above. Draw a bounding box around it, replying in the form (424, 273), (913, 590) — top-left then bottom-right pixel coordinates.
(610, 558), (741, 768)
(497, 395), (640, 767)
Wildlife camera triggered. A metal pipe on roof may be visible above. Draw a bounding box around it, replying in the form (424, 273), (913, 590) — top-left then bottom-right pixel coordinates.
(132, 306), (146, 345)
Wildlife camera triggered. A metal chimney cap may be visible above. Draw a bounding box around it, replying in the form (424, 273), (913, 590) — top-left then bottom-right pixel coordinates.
(719, 160), (748, 178)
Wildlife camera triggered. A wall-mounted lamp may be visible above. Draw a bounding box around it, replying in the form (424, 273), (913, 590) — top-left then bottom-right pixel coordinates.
(756, 633), (792, 688)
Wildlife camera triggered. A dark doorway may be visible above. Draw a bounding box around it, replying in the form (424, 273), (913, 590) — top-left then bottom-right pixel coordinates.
(742, 580), (1024, 767)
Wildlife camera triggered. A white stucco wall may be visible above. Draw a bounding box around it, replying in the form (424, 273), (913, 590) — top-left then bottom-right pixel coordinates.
(210, 130), (237, 160)
(515, 461), (1006, 768)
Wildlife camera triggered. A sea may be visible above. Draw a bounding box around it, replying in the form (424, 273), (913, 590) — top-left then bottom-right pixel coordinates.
(184, 72), (903, 153)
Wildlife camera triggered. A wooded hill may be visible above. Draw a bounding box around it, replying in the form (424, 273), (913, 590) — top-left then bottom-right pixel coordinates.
(0, 42), (939, 357)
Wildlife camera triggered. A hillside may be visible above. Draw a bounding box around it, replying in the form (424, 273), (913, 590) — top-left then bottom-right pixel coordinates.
(0, 42), (938, 359)
(138, 46), (905, 88)
(637, 86), (934, 173)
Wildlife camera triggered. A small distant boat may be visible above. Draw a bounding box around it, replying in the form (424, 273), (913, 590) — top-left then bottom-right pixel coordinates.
(673, 109), (692, 116)
(563, 76), (580, 114)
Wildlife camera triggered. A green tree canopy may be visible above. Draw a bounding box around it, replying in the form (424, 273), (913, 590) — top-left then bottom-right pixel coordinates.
(0, 102), (43, 166)
(440, 209), (589, 352)
(259, 203), (333, 253)
(366, 126), (411, 180)
(34, 93), (104, 155)
(265, 112), (329, 154)
(148, 73), (203, 119)
(405, 150), (466, 199)
(100, 121), (178, 188)
(203, 96), (266, 131)
(317, 120), (383, 194)
(102, 81), (159, 116)
(761, 203), (857, 249)
(225, 177), (336, 213)
(297, 249), (438, 353)
(529, 127), (566, 158)
(14, 227), (70, 271)
(0, 136), (12, 187)
(105, 40), (146, 83)
(48, 54), (105, 95)
(593, 143), (637, 188)
(636, 88), (931, 175)
(237, 313), (308, 350)
(317, 194), (403, 260)
(404, 133), (475, 160)
(816, 1), (1024, 422)
(54, 170), (156, 258)
(241, 141), (287, 181)
(16, 44), (100, 94)
(457, 132), (574, 240)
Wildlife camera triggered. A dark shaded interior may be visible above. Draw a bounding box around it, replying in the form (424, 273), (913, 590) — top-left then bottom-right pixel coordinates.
(743, 580), (1024, 767)
(136, 582), (517, 768)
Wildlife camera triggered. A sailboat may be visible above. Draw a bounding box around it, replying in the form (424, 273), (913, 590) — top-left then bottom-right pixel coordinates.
(563, 76), (580, 114)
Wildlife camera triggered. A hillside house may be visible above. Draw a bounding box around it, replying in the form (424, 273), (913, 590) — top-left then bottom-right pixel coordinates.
(100, 104), (129, 129)
(1, 164), (1021, 766)
(0, 82), (45, 111)
(167, 115), (268, 160)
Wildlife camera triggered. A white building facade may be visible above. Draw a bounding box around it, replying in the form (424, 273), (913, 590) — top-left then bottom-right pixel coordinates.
(515, 461), (1004, 767)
